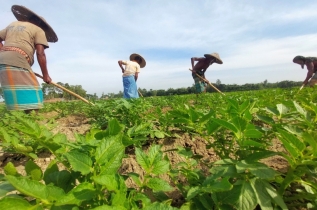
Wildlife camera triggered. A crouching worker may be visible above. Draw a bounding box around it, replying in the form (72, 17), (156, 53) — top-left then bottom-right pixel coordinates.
(293, 55), (317, 88)
(118, 53), (146, 99)
(0, 5), (58, 114)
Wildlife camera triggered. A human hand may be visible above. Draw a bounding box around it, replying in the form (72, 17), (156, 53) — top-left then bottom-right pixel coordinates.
(43, 75), (52, 84)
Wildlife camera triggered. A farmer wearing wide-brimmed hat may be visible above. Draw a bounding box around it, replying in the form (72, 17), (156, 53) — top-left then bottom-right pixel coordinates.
(191, 53), (223, 93)
(118, 53), (146, 99)
(293, 55), (317, 89)
(0, 5), (58, 113)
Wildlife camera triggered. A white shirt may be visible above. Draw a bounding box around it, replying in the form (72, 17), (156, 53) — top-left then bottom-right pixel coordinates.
(122, 60), (140, 77)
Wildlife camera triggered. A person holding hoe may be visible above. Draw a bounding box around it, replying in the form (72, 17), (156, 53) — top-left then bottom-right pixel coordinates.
(0, 5), (58, 114)
(191, 53), (223, 94)
(293, 55), (317, 90)
(118, 53), (146, 99)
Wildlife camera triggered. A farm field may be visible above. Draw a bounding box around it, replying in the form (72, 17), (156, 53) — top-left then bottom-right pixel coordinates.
(0, 88), (316, 210)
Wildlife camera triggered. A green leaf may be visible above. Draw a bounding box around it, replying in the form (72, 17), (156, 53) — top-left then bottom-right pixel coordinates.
(236, 180), (257, 210)
(95, 135), (124, 165)
(227, 98), (239, 110)
(241, 139), (265, 148)
(212, 118), (238, 133)
(293, 101), (308, 118)
(276, 104), (289, 116)
(25, 160), (43, 181)
(199, 110), (215, 124)
(4, 162), (19, 176)
(0, 127), (12, 143)
(170, 118), (190, 124)
(148, 145), (163, 166)
(103, 118), (124, 136)
(0, 196), (32, 210)
(43, 160), (59, 181)
(205, 120), (220, 135)
(91, 205), (127, 210)
(215, 184), (241, 205)
(195, 194), (213, 209)
(55, 182), (96, 206)
(135, 147), (150, 172)
(244, 151), (278, 162)
(256, 114), (275, 124)
(186, 186), (200, 200)
(264, 182), (288, 209)
(93, 174), (126, 192)
(250, 178), (273, 210)
(236, 161), (276, 179)
(154, 131), (165, 138)
(44, 170), (73, 193)
(46, 185), (67, 201)
(302, 132), (317, 152)
(276, 129), (305, 157)
(244, 124), (263, 138)
(128, 173), (142, 187)
(210, 165), (237, 179)
(14, 144), (33, 153)
(143, 201), (179, 210)
(132, 191), (152, 207)
(188, 108), (200, 122)
(203, 177), (233, 192)
(231, 117), (247, 132)
(265, 107), (279, 116)
(0, 181), (15, 197)
(64, 150), (92, 175)
(51, 204), (77, 210)
(213, 159), (237, 165)
(151, 159), (170, 175)
(146, 178), (173, 192)
(6, 175), (49, 201)
(282, 125), (303, 137)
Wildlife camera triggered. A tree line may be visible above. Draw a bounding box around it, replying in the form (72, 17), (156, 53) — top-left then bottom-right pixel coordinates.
(105, 79), (302, 98)
(0, 79), (302, 101)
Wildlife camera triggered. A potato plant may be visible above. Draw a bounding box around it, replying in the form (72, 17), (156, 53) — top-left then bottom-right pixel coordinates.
(0, 87), (316, 209)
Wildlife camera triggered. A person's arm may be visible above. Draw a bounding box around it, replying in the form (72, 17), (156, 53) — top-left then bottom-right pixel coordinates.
(0, 37), (3, 49)
(303, 62), (314, 85)
(135, 72), (139, 81)
(36, 44), (51, 84)
(118, 60), (125, 73)
(191, 57), (205, 72)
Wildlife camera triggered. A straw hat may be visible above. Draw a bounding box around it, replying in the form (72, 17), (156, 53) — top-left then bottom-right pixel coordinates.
(11, 5), (58, 43)
(130, 53), (146, 68)
(204, 53), (223, 64)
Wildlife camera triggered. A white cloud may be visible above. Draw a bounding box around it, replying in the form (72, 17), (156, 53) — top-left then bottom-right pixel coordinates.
(1, 0), (317, 96)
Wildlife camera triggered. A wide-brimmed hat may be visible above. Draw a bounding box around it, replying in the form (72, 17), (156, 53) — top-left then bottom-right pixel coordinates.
(204, 53), (223, 64)
(130, 53), (146, 68)
(11, 5), (58, 43)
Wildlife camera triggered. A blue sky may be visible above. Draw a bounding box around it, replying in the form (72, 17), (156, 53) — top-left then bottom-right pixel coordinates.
(1, 0), (317, 96)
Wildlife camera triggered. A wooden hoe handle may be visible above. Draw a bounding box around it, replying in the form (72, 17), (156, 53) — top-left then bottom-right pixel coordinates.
(34, 73), (95, 106)
(189, 69), (225, 95)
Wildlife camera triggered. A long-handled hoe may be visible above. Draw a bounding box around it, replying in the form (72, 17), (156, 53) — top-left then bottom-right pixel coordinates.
(189, 69), (225, 95)
(138, 89), (143, 97)
(35, 73), (95, 106)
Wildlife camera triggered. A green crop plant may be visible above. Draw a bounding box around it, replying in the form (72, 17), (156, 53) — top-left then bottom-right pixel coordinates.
(0, 88), (316, 209)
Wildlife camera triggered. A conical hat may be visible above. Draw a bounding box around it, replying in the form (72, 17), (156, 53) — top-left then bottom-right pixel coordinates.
(204, 53), (223, 64)
(11, 5), (58, 43)
(130, 53), (146, 68)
